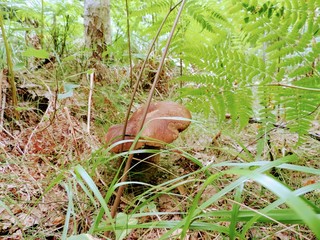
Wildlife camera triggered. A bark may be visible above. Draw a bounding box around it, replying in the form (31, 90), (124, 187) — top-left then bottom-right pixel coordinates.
(84, 0), (111, 61)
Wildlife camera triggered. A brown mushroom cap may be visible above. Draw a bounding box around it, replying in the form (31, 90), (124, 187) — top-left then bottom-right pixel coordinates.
(105, 101), (191, 153)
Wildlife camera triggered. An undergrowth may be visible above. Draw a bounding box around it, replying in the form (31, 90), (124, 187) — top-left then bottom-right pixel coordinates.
(0, 75), (319, 239)
(1, 0), (320, 239)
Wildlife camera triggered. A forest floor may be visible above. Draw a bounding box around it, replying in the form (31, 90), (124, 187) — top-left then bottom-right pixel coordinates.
(0, 66), (319, 239)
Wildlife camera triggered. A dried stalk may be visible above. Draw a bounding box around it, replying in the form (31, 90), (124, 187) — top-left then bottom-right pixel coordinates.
(87, 73), (95, 133)
(0, 70), (5, 132)
(120, 1), (182, 153)
(125, 0), (133, 87)
(0, 13), (19, 119)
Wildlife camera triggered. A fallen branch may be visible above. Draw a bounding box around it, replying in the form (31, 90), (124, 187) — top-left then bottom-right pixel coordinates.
(87, 72), (94, 134)
(248, 118), (320, 141)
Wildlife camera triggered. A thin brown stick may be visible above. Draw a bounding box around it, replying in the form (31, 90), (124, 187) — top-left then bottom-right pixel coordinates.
(64, 107), (81, 158)
(110, 0), (187, 219)
(125, 0), (133, 87)
(0, 14), (19, 119)
(0, 70), (4, 132)
(87, 73), (94, 133)
(34, 67), (59, 133)
(119, 1), (182, 154)
(234, 107), (320, 159)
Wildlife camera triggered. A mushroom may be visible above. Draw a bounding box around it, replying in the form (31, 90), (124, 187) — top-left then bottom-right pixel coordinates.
(105, 101), (192, 160)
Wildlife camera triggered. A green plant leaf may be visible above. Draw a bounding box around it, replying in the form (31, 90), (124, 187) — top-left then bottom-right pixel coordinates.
(74, 165), (115, 232)
(67, 234), (99, 240)
(229, 185), (243, 240)
(115, 213), (138, 240)
(22, 48), (50, 59)
(58, 83), (80, 99)
(62, 181), (74, 240)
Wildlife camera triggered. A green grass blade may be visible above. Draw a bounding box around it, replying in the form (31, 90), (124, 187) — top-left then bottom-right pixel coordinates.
(246, 172), (320, 238)
(198, 208), (315, 223)
(96, 219), (238, 235)
(160, 154), (297, 239)
(229, 184), (243, 240)
(74, 165), (115, 232)
(241, 182), (320, 236)
(90, 155), (125, 233)
(61, 181), (74, 240)
(115, 212), (138, 240)
(67, 234), (99, 240)
(199, 155), (297, 212)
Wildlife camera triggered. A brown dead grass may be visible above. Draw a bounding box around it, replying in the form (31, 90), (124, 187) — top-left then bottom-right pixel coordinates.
(0, 96), (101, 239)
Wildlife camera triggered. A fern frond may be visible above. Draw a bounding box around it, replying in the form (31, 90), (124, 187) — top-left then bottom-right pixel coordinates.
(110, 0), (320, 156)
(132, 0), (174, 16)
(280, 87), (319, 141)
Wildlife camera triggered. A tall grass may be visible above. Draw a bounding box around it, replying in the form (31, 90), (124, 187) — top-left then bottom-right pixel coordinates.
(64, 146), (319, 239)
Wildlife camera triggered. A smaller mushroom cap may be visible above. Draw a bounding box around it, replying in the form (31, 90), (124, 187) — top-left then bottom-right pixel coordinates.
(105, 101), (191, 153)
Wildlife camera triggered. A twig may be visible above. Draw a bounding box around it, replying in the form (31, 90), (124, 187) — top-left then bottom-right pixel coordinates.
(125, 0), (133, 87)
(0, 90), (6, 132)
(120, 0), (181, 151)
(0, 14), (19, 119)
(33, 68), (59, 134)
(87, 72), (94, 133)
(65, 107), (81, 158)
(248, 118), (320, 141)
(235, 115), (320, 159)
(22, 98), (54, 156)
(110, 0), (187, 219)
(1, 127), (24, 155)
(0, 70), (5, 132)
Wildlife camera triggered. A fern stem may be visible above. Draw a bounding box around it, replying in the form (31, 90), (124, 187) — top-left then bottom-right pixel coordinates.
(267, 83), (320, 92)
